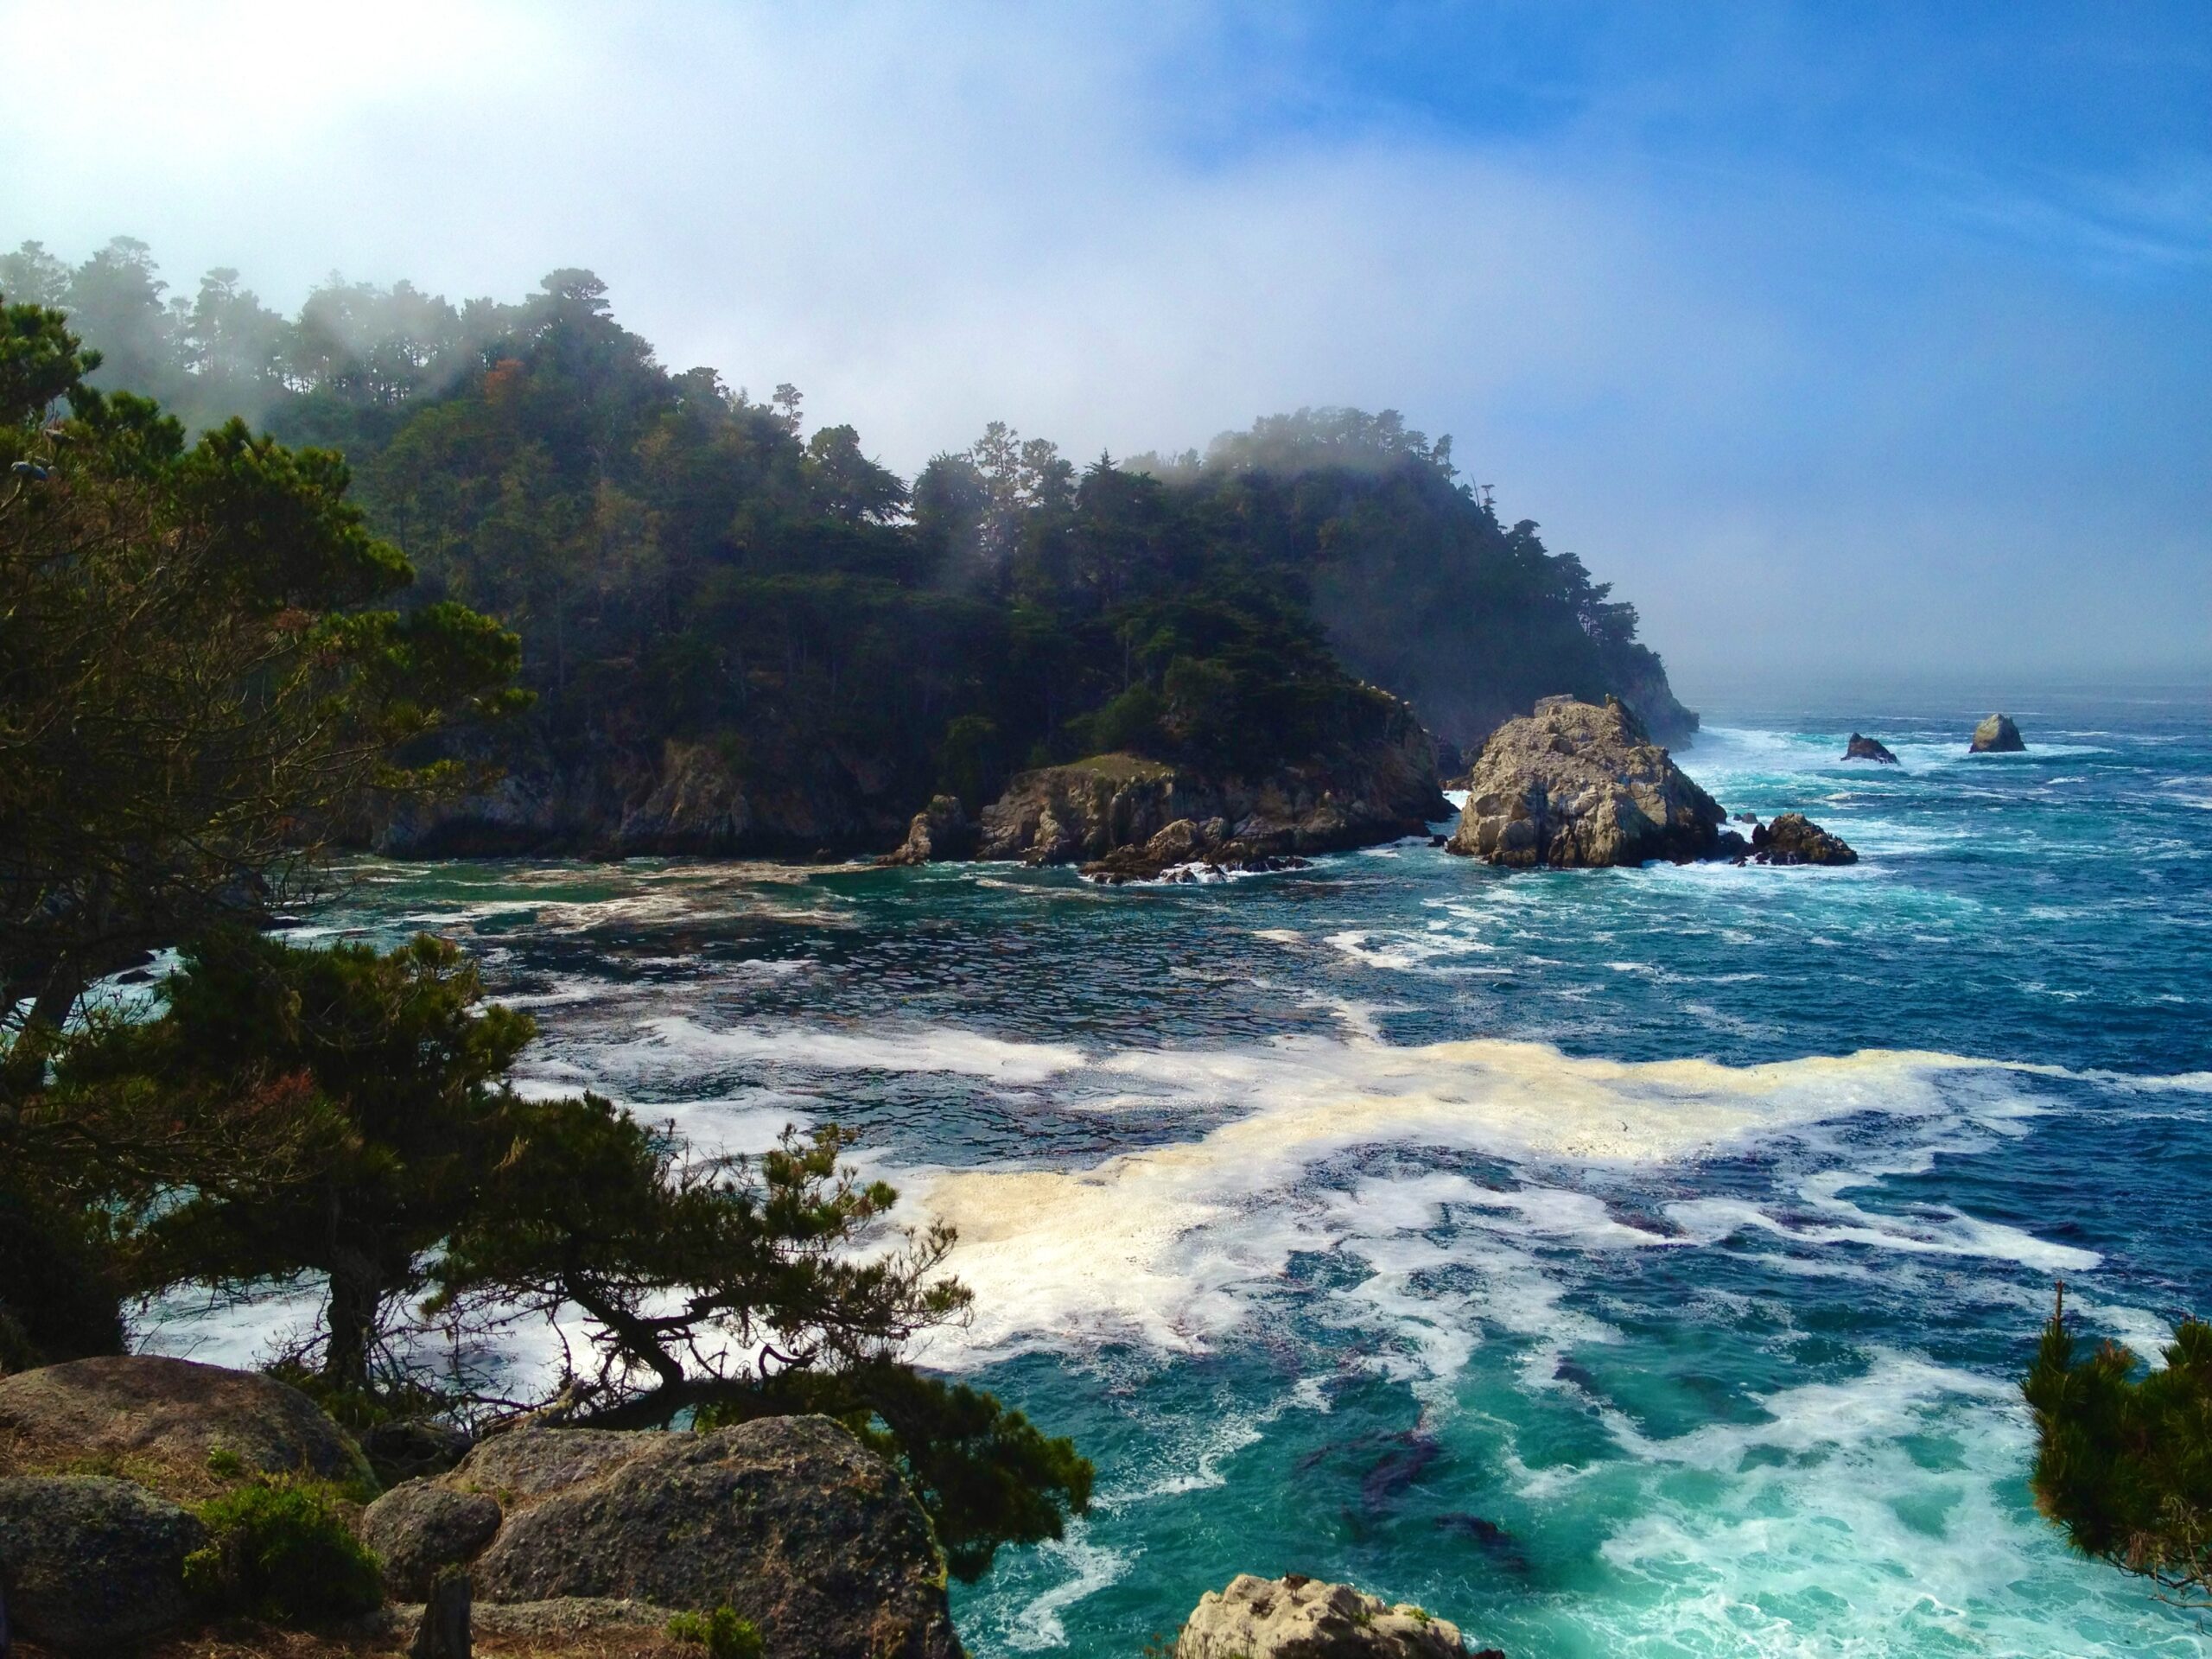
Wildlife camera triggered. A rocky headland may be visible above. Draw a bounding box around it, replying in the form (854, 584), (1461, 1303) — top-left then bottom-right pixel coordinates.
(1843, 733), (1898, 763)
(884, 696), (1449, 881)
(1970, 713), (2026, 753)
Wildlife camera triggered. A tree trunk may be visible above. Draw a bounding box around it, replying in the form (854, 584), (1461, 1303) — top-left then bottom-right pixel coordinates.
(322, 1245), (385, 1395)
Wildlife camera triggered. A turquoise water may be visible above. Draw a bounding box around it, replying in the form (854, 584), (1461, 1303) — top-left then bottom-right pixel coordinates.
(170, 689), (2210, 1656)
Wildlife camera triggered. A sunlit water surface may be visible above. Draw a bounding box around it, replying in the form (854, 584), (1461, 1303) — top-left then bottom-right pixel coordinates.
(153, 688), (2212, 1657)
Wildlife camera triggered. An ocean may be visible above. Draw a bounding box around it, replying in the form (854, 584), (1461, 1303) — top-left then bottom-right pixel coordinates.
(152, 685), (2211, 1657)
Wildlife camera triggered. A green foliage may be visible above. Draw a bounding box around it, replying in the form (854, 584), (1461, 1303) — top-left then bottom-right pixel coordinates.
(698, 1361), (1096, 1582)
(48, 931), (533, 1391)
(18, 239), (1686, 863)
(2024, 1296), (2212, 1604)
(183, 1475), (383, 1624)
(664, 1607), (766, 1658)
(0, 289), (523, 1052)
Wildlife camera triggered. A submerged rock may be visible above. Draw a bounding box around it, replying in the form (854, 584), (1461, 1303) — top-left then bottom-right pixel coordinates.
(1843, 733), (1898, 764)
(1177, 1572), (1492, 1657)
(0, 1475), (207, 1653)
(1970, 713), (2026, 753)
(1750, 812), (1858, 866)
(1445, 696), (1722, 868)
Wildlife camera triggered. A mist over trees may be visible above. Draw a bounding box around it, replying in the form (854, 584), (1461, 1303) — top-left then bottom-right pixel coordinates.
(6, 237), (1694, 850)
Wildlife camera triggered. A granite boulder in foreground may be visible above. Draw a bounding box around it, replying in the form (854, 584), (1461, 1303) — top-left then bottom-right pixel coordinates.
(387, 1416), (960, 1659)
(0, 1475), (207, 1653)
(1446, 696), (1724, 868)
(1177, 1572), (1498, 1656)
(0, 1352), (373, 1499)
(1970, 713), (2026, 753)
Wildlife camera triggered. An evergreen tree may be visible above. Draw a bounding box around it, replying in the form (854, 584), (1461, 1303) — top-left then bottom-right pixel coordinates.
(2024, 1290), (2212, 1605)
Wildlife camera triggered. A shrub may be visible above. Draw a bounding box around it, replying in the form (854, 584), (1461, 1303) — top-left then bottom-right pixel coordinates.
(183, 1475), (383, 1623)
(665, 1606), (766, 1658)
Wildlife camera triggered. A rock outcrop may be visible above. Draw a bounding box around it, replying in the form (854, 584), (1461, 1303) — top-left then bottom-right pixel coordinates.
(0, 1354), (372, 1501)
(1749, 812), (1858, 866)
(967, 706), (1446, 878)
(372, 727), (908, 859)
(359, 1480), (504, 1599)
(1970, 713), (2025, 753)
(1843, 733), (1898, 763)
(397, 1418), (960, 1659)
(879, 793), (978, 866)
(0, 1475), (207, 1653)
(1177, 1573), (1491, 1657)
(1446, 696), (1722, 868)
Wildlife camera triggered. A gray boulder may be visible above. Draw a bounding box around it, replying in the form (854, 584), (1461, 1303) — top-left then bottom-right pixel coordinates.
(1178, 1573), (1487, 1657)
(1843, 733), (1898, 763)
(0, 1475), (207, 1653)
(1446, 696), (1722, 868)
(1970, 713), (2025, 753)
(461, 1417), (959, 1659)
(360, 1479), (504, 1599)
(448, 1423), (645, 1503)
(0, 1354), (372, 1498)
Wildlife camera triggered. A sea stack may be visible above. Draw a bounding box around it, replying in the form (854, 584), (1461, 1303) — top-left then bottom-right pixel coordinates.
(1446, 695), (1722, 867)
(1970, 714), (2026, 753)
(1843, 733), (1899, 763)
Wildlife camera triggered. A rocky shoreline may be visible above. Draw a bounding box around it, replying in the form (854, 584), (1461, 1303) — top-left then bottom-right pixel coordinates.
(0, 1355), (1503, 1658)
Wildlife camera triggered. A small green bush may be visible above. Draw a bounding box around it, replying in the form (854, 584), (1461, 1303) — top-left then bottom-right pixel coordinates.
(665, 1606), (766, 1658)
(184, 1475), (383, 1623)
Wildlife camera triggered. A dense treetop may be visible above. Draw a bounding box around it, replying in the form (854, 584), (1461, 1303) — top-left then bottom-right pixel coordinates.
(4, 238), (1691, 840)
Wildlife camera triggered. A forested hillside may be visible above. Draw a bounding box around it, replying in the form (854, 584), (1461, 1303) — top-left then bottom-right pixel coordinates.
(2, 238), (1694, 855)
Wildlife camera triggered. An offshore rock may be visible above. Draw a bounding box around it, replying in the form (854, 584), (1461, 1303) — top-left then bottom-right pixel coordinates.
(1749, 812), (1858, 866)
(0, 1475), (206, 1653)
(880, 793), (977, 866)
(1446, 696), (1722, 868)
(1970, 713), (2026, 753)
(1843, 733), (1898, 764)
(1177, 1572), (1489, 1657)
(458, 1417), (958, 1659)
(0, 1354), (372, 1501)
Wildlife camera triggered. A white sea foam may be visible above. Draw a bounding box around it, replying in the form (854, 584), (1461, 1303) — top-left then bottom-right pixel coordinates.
(606, 1014), (1088, 1084)
(914, 1041), (2052, 1363)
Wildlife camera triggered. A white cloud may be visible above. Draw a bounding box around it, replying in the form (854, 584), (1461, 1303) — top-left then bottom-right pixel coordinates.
(3, 0), (2204, 683)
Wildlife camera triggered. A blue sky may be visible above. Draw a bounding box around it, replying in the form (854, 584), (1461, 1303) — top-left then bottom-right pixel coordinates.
(2, 1), (2205, 688)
